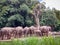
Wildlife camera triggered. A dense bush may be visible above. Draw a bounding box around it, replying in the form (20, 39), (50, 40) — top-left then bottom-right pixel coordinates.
(0, 37), (60, 45)
(54, 24), (60, 31)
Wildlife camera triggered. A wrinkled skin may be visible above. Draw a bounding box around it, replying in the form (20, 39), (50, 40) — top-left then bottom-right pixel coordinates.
(40, 26), (52, 36)
(15, 26), (23, 38)
(1, 27), (15, 40)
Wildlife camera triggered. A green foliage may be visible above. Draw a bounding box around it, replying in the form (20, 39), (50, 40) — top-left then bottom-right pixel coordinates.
(0, 17), (7, 27)
(20, 4), (30, 16)
(53, 9), (60, 20)
(40, 10), (58, 27)
(6, 14), (24, 27)
(0, 0), (33, 27)
(54, 24), (60, 31)
(0, 37), (60, 45)
(19, 4), (33, 27)
(0, 0), (60, 31)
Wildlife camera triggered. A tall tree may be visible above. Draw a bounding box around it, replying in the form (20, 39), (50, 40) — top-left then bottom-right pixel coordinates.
(33, 3), (41, 29)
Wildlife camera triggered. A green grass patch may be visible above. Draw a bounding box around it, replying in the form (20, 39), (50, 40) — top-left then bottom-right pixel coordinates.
(0, 37), (60, 45)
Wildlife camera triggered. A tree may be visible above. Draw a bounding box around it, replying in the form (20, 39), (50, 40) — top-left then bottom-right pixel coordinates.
(33, 3), (41, 29)
(52, 8), (60, 31)
(0, 0), (59, 29)
(0, 17), (7, 28)
(7, 14), (24, 27)
(19, 4), (31, 27)
(52, 8), (60, 19)
(30, 2), (46, 30)
(40, 9), (58, 30)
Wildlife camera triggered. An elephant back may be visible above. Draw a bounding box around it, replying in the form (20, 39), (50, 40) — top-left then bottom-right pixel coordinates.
(15, 26), (23, 31)
(24, 27), (29, 31)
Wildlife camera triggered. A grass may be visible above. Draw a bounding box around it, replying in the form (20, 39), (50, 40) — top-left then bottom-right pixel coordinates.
(0, 37), (60, 45)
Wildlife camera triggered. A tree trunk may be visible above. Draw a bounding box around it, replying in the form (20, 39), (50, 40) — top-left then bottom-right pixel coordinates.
(34, 14), (40, 30)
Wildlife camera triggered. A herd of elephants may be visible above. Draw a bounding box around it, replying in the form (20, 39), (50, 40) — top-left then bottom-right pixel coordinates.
(0, 26), (52, 40)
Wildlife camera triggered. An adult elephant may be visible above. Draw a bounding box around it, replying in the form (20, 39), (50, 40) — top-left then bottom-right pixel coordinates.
(23, 26), (42, 37)
(29, 26), (36, 36)
(23, 26), (36, 37)
(23, 27), (29, 37)
(40, 26), (52, 36)
(1, 27), (15, 40)
(15, 26), (23, 38)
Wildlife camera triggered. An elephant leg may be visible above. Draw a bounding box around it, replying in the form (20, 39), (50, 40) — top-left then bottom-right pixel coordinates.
(23, 31), (25, 37)
(1, 33), (3, 40)
(30, 31), (34, 36)
(13, 31), (17, 38)
(45, 32), (48, 36)
(41, 32), (43, 36)
(8, 34), (11, 39)
(13, 33), (16, 38)
(25, 31), (28, 37)
(29, 30), (32, 37)
(30, 32), (32, 36)
(19, 31), (22, 38)
(16, 33), (18, 38)
(3, 33), (7, 40)
(1, 33), (5, 40)
(36, 32), (40, 36)
(38, 32), (41, 36)
(23, 32), (25, 37)
(19, 33), (22, 38)
(14, 33), (17, 38)
(6, 34), (9, 39)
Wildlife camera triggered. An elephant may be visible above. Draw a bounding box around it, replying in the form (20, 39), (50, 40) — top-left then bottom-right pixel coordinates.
(39, 26), (52, 36)
(23, 26), (36, 37)
(23, 26), (42, 37)
(23, 27), (29, 37)
(15, 26), (23, 38)
(0, 27), (15, 40)
(29, 26), (36, 36)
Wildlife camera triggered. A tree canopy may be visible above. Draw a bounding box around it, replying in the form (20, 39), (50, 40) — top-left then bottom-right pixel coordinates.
(0, 0), (60, 31)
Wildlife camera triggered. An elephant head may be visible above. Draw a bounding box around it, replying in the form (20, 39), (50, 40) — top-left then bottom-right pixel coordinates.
(1, 27), (15, 40)
(23, 27), (29, 37)
(15, 26), (23, 38)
